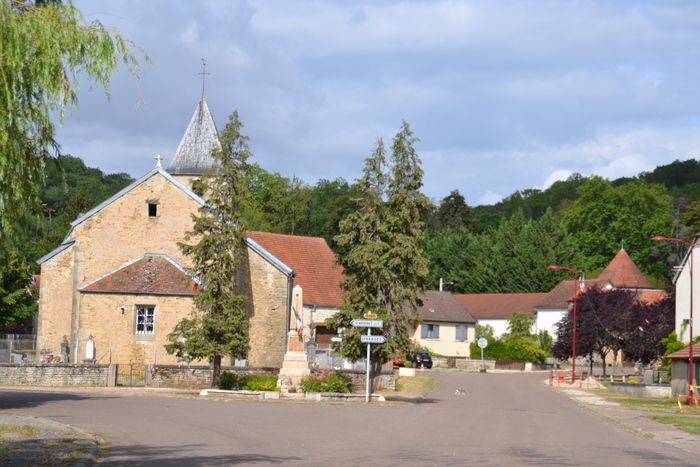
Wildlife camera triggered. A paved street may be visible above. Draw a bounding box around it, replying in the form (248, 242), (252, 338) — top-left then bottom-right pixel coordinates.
(1, 371), (697, 466)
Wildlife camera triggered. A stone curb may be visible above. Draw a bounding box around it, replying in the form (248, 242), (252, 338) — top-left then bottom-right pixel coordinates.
(548, 380), (700, 455)
(199, 388), (387, 402)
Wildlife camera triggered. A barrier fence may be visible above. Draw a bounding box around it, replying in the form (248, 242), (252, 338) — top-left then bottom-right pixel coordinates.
(0, 334), (37, 363)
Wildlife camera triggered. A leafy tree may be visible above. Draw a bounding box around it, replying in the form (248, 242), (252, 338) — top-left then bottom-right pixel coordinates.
(681, 200), (700, 238)
(475, 324), (495, 340)
(0, 248), (37, 331)
(329, 122), (428, 382)
(562, 177), (673, 280)
(506, 312), (534, 337)
(538, 330), (554, 353)
(622, 293), (674, 365)
(0, 1), (141, 240)
(307, 178), (360, 248)
(437, 190), (472, 230)
(165, 112), (251, 388)
(552, 287), (637, 375)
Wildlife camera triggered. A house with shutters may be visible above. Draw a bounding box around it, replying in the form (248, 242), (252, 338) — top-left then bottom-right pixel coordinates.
(35, 98), (344, 369)
(412, 291), (477, 357)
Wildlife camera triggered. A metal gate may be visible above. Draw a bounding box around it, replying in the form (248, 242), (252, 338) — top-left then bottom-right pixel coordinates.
(116, 364), (146, 387)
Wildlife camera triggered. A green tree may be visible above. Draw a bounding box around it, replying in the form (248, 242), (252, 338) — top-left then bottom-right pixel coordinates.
(506, 312), (534, 337)
(0, 247), (37, 331)
(329, 122), (429, 379)
(0, 1), (141, 240)
(562, 177), (673, 279)
(437, 190), (472, 230)
(165, 112), (251, 388)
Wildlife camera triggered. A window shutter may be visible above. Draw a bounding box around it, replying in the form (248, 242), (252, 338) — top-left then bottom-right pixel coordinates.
(421, 324), (428, 339)
(434, 325), (440, 339)
(456, 325), (466, 341)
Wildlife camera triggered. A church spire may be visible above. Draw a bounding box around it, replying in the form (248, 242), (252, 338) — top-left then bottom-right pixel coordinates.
(166, 98), (221, 176)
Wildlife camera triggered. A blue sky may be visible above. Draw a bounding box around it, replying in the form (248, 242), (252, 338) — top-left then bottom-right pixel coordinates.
(59, 0), (700, 206)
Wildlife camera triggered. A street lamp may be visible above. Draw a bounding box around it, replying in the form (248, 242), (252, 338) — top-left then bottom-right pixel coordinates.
(651, 234), (698, 404)
(548, 264), (583, 382)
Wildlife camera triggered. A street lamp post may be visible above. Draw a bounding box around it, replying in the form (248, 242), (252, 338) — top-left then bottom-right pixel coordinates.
(548, 264), (583, 382)
(651, 235), (698, 405)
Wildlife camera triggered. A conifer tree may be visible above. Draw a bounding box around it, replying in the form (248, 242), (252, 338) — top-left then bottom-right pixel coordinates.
(329, 122), (428, 377)
(165, 112), (250, 388)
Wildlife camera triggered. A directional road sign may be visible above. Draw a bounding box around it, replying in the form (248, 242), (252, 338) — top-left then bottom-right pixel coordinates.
(363, 312), (378, 319)
(330, 336), (343, 343)
(360, 335), (386, 344)
(351, 319), (383, 328)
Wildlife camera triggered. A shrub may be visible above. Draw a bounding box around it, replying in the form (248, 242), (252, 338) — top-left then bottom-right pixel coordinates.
(300, 376), (324, 393)
(240, 374), (278, 391)
(470, 336), (547, 364)
(300, 372), (353, 393)
(219, 371), (239, 390)
(320, 373), (353, 393)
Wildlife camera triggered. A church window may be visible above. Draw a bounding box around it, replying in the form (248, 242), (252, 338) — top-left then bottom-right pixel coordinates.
(148, 202), (158, 217)
(135, 305), (155, 334)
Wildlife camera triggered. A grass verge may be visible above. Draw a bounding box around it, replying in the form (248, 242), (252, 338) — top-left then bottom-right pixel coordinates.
(650, 416), (700, 436)
(391, 375), (439, 397)
(0, 424), (39, 438)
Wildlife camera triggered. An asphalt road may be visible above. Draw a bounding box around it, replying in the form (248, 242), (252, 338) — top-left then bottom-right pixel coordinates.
(1, 371), (697, 466)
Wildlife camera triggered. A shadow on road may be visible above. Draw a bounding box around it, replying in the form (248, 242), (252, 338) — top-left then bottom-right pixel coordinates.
(0, 390), (116, 410)
(100, 444), (302, 466)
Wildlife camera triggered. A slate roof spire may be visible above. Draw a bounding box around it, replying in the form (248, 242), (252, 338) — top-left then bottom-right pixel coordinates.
(167, 98), (221, 175)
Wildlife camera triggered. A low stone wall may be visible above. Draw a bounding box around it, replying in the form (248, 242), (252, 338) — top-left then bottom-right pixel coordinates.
(148, 365), (278, 389)
(607, 382), (672, 399)
(0, 363), (110, 387)
(310, 369), (395, 391)
(456, 359), (496, 371)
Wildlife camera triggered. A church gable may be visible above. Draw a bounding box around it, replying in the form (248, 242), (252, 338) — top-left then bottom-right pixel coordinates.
(80, 254), (201, 296)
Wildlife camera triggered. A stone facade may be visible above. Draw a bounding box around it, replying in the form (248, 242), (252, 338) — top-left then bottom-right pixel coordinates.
(148, 365), (277, 389)
(241, 249), (289, 368)
(37, 170), (296, 368)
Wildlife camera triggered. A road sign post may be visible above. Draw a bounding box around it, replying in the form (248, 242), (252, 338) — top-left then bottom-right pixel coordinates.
(478, 338), (488, 373)
(352, 317), (384, 402)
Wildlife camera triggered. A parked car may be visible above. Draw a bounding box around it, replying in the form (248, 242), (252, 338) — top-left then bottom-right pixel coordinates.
(409, 352), (433, 369)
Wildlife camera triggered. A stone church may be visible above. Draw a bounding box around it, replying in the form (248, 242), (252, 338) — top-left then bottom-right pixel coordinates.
(36, 98), (344, 368)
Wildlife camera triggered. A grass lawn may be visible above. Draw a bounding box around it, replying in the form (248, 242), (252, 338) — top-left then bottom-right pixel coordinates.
(0, 424), (38, 438)
(390, 375), (439, 397)
(650, 416), (700, 436)
(595, 388), (700, 437)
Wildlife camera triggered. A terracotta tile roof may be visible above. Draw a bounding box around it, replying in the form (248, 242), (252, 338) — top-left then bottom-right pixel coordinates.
(636, 289), (666, 304)
(667, 342), (700, 360)
(537, 279), (595, 308)
(247, 231), (344, 307)
(80, 254), (201, 296)
(597, 249), (654, 289)
(455, 293), (548, 319)
(419, 291), (476, 324)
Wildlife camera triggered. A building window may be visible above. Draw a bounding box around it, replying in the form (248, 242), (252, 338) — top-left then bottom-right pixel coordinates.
(148, 202), (158, 217)
(456, 325), (467, 341)
(421, 324), (439, 339)
(135, 305), (155, 334)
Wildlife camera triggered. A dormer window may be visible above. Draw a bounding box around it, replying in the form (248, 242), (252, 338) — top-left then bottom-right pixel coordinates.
(147, 201), (158, 217)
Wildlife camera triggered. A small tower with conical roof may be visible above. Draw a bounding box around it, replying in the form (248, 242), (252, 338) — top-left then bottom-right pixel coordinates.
(166, 98), (221, 188)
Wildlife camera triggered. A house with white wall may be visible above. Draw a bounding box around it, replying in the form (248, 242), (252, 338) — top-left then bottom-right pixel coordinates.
(455, 293), (546, 337)
(672, 235), (700, 343)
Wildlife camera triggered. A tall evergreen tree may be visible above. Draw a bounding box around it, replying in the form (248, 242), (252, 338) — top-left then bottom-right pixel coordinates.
(437, 190), (472, 230)
(329, 122), (429, 376)
(165, 112), (251, 388)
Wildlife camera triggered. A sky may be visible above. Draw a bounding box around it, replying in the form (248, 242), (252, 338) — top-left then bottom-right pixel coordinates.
(59, 0), (700, 206)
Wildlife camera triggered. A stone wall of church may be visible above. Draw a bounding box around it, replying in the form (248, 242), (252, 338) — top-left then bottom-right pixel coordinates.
(77, 293), (198, 365)
(71, 174), (200, 287)
(36, 246), (76, 358)
(242, 250), (288, 368)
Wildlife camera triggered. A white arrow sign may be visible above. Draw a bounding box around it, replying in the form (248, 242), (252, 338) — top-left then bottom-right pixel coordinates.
(330, 336), (343, 343)
(361, 335), (386, 344)
(351, 319), (383, 328)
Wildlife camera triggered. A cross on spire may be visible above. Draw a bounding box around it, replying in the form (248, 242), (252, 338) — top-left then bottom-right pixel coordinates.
(198, 58), (210, 98)
(155, 154), (163, 169)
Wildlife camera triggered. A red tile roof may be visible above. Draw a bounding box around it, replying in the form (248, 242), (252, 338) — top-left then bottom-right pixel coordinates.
(667, 342), (700, 360)
(419, 291), (477, 323)
(636, 289), (666, 304)
(247, 231), (344, 307)
(537, 279), (595, 308)
(597, 249), (654, 289)
(455, 293), (547, 319)
(81, 255), (201, 296)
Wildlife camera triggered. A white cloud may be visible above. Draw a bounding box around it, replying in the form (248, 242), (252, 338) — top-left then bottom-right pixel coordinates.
(542, 170), (572, 190)
(478, 191), (504, 206)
